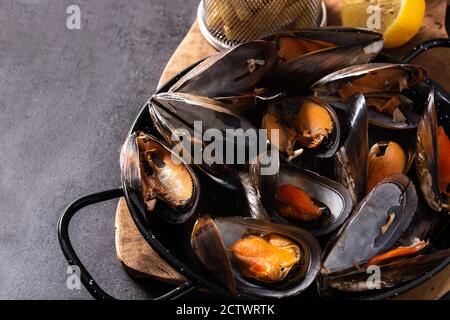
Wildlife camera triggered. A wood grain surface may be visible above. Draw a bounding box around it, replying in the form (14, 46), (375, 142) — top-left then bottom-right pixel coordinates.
(115, 0), (450, 298)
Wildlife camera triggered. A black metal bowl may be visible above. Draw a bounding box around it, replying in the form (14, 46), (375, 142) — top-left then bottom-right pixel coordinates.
(58, 38), (450, 300)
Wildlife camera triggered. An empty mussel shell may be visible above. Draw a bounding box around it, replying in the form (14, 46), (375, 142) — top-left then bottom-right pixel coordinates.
(169, 40), (277, 97)
(322, 174), (418, 275)
(191, 216), (321, 298)
(416, 88), (450, 212)
(120, 132), (200, 224)
(265, 27), (383, 92)
(273, 167), (353, 236)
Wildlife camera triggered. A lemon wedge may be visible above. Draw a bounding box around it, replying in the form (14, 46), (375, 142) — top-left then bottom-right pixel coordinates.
(341, 0), (425, 49)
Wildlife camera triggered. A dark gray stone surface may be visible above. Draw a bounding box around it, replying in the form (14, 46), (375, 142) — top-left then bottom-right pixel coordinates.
(0, 0), (208, 299)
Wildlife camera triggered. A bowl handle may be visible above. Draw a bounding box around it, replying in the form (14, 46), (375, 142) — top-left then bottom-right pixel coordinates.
(400, 38), (450, 64)
(57, 188), (196, 300)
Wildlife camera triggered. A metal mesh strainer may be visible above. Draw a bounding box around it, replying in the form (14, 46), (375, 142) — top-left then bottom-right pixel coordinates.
(198, 0), (327, 50)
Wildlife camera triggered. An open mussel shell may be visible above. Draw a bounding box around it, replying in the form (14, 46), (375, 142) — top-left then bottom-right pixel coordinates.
(313, 63), (426, 98)
(312, 63), (427, 129)
(416, 88), (449, 212)
(150, 92), (256, 143)
(149, 92), (258, 189)
(120, 132), (200, 224)
(169, 40), (277, 97)
(191, 216), (321, 298)
(265, 27), (383, 92)
(262, 96), (341, 159)
(272, 167), (353, 236)
(322, 174), (418, 275)
(323, 248), (450, 292)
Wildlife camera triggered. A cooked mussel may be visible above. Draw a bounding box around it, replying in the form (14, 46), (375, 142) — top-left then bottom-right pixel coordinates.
(265, 27), (383, 91)
(320, 198), (449, 293)
(169, 40), (277, 98)
(416, 88), (450, 212)
(367, 140), (415, 193)
(120, 132), (199, 223)
(277, 185), (325, 222)
(313, 63), (426, 98)
(322, 174), (418, 275)
(296, 98), (335, 149)
(323, 247), (450, 292)
(262, 97), (340, 159)
(232, 233), (301, 283)
(313, 63), (427, 129)
(269, 167), (353, 236)
(191, 216), (321, 298)
(149, 92), (257, 189)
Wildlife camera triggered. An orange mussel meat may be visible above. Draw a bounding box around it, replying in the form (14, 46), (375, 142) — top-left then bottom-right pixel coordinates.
(294, 99), (334, 149)
(231, 234), (301, 283)
(438, 126), (450, 197)
(366, 96), (407, 123)
(367, 141), (406, 193)
(366, 239), (428, 267)
(277, 184), (325, 222)
(339, 69), (409, 99)
(277, 36), (335, 62)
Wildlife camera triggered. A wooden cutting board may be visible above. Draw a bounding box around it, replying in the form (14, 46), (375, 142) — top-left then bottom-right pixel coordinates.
(115, 0), (450, 298)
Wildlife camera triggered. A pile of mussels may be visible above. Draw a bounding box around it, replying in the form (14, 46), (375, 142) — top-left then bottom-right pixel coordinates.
(120, 27), (450, 298)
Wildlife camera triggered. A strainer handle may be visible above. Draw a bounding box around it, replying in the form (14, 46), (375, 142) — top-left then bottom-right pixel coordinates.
(57, 188), (196, 300)
(400, 38), (450, 64)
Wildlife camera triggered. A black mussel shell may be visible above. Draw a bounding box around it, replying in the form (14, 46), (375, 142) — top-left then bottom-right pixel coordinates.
(191, 216), (321, 298)
(169, 40), (277, 97)
(266, 27), (383, 92)
(334, 93), (368, 205)
(272, 167), (353, 236)
(322, 174), (418, 274)
(416, 87), (449, 212)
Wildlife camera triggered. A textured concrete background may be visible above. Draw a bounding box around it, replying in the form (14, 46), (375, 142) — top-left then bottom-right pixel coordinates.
(0, 0), (207, 299)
